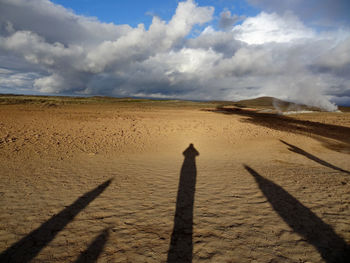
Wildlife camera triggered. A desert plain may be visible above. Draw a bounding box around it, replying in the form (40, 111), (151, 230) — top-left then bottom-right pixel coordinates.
(0, 96), (349, 263)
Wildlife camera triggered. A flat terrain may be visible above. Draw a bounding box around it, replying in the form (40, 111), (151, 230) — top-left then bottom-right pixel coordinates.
(0, 99), (350, 262)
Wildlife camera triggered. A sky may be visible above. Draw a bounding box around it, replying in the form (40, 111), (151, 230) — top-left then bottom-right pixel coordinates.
(0, 0), (350, 109)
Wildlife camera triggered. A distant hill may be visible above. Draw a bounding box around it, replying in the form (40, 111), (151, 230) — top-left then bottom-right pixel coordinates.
(232, 96), (320, 111)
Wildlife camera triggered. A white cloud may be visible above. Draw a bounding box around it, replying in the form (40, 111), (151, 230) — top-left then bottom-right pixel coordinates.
(84, 0), (214, 73)
(0, 0), (132, 45)
(316, 36), (350, 69)
(0, 68), (39, 92)
(0, 0), (349, 109)
(232, 12), (315, 44)
(34, 74), (66, 93)
(0, 30), (82, 66)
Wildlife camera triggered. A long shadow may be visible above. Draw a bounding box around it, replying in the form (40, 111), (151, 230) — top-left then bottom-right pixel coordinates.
(281, 140), (350, 174)
(0, 179), (112, 263)
(74, 228), (110, 263)
(209, 107), (350, 151)
(244, 165), (350, 262)
(167, 144), (199, 263)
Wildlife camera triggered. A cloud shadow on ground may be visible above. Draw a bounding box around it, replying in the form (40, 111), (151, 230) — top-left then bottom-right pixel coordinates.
(209, 107), (350, 152)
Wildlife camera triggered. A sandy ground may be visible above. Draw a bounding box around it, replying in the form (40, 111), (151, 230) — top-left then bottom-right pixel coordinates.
(0, 103), (349, 263)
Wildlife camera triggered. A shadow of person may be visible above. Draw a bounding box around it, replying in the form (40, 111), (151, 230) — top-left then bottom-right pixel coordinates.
(280, 140), (350, 175)
(244, 165), (350, 263)
(0, 179), (112, 263)
(167, 144), (199, 263)
(74, 227), (110, 263)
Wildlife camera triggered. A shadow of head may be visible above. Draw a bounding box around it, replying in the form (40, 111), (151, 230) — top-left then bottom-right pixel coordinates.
(183, 143), (199, 159)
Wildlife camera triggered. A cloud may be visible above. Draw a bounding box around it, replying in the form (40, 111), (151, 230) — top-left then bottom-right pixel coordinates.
(0, 0), (132, 45)
(218, 10), (245, 31)
(246, 0), (350, 27)
(232, 12), (315, 44)
(0, 68), (40, 93)
(0, 0), (349, 110)
(315, 36), (350, 71)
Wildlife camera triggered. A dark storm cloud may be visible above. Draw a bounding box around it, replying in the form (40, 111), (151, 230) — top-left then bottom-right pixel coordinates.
(218, 10), (245, 30)
(247, 0), (350, 26)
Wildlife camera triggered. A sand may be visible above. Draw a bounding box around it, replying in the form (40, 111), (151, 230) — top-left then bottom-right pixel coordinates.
(0, 103), (349, 262)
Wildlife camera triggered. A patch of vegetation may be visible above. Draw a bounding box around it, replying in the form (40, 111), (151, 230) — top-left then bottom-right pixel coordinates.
(0, 94), (219, 108)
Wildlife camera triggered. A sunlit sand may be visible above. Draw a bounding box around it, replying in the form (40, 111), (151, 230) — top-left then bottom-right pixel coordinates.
(1, 98), (349, 262)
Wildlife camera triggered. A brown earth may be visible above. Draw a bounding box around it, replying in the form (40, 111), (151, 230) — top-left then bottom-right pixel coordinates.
(0, 102), (350, 263)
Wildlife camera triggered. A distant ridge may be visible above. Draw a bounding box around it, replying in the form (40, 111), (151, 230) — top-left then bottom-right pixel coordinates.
(0, 94), (348, 111)
(232, 96), (320, 111)
(234, 96), (296, 108)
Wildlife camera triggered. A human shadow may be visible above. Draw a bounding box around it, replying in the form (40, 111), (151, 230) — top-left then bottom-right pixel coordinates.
(0, 179), (112, 263)
(74, 227), (110, 263)
(208, 107), (350, 152)
(167, 144), (199, 263)
(244, 165), (350, 262)
(280, 140), (350, 175)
